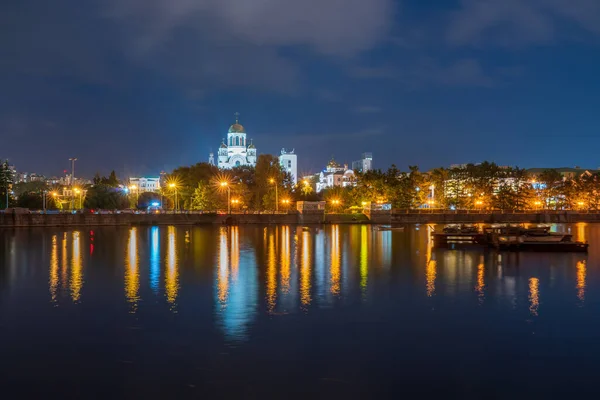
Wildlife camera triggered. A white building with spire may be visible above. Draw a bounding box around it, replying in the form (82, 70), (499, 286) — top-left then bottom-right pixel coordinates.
(215, 113), (257, 169)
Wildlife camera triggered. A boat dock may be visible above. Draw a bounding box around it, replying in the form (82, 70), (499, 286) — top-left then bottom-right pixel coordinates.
(432, 225), (589, 252)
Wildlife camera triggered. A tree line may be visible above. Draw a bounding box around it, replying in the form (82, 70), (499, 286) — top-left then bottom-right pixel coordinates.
(4, 158), (600, 211)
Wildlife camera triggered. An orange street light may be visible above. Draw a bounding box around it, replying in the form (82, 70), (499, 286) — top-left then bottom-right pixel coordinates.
(269, 178), (278, 212)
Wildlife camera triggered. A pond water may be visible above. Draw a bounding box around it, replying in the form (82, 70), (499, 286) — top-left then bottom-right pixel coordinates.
(0, 224), (598, 398)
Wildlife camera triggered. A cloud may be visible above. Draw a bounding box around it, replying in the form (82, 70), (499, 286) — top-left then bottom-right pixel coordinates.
(447, 0), (600, 47)
(349, 58), (495, 88)
(108, 0), (395, 57)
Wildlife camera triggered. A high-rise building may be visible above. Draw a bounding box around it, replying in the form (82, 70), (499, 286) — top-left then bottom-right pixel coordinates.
(351, 152), (373, 173)
(279, 149), (298, 185)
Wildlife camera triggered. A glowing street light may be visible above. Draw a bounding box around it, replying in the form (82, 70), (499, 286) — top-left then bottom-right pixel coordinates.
(269, 178), (278, 212)
(74, 188), (82, 210)
(281, 198), (290, 211)
(168, 183), (178, 211)
(330, 199), (341, 212)
(129, 185), (139, 206)
(475, 200), (483, 210)
(220, 181), (231, 214)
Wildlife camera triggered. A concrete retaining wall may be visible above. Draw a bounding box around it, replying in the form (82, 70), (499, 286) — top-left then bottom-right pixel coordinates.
(3, 211), (600, 228)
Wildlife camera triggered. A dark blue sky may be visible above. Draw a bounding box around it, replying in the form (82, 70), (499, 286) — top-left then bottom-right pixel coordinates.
(2, 0), (600, 178)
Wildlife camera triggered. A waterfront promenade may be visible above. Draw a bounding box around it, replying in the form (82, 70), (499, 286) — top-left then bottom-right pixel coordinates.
(3, 209), (600, 227)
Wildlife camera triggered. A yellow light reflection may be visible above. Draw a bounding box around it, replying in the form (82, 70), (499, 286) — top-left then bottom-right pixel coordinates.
(576, 222), (587, 243)
(70, 231), (83, 303)
(576, 260), (586, 303)
(360, 225), (368, 297)
(217, 227), (229, 307)
(61, 232), (68, 292)
(125, 227), (140, 312)
(280, 226), (290, 294)
(330, 225), (340, 296)
(475, 256), (485, 303)
(165, 226), (179, 309)
(267, 231), (277, 313)
(230, 226), (239, 283)
(425, 227), (436, 297)
(529, 277), (539, 316)
(300, 231), (312, 309)
(49, 235), (58, 303)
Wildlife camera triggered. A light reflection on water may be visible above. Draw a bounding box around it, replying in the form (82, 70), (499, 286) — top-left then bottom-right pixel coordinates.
(2, 223), (599, 395)
(1, 224), (593, 344)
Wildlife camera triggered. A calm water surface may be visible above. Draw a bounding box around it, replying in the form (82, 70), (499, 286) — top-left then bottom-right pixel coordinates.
(1, 224), (599, 398)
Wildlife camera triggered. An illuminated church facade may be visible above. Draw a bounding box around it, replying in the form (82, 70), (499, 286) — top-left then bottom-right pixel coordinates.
(210, 113), (257, 169)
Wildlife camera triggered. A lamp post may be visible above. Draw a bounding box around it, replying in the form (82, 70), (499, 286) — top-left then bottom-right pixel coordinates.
(74, 188), (81, 210)
(281, 198), (290, 212)
(129, 185), (138, 207)
(221, 182), (230, 214)
(330, 199), (340, 212)
(69, 157), (77, 210)
(169, 183), (177, 211)
(231, 198), (239, 212)
(269, 178), (278, 212)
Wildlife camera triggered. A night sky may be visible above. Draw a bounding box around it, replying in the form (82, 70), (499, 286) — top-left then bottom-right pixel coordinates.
(2, 0), (600, 178)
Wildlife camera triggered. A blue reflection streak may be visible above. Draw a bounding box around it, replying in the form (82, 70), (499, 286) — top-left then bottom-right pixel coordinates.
(150, 226), (160, 293)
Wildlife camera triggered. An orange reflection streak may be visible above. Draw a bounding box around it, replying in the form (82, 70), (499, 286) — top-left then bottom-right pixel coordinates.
(330, 225), (340, 296)
(576, 222), (587, 243)
(267, 231), (277, 313)
(281, 226), (290, 294)
(425, 228), (436, 297)
(217, 227), (229, 307)
(576, 260), (586, 303)
(529, 277), (539, 316)
(475, 256), (485, 303)
(165, 226), (179, 309)
(61, 232), (68, 292)
(230, 226), (239, 283)
(125, 227), (140, 313)
(70, 231), (83, 303)
(49, 235), (58, 303)
(300, 231), (312, 308)
(360, 225), (368, 297)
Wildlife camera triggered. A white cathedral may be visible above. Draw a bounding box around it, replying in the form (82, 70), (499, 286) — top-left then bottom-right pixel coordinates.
(209, 113), (257, 169)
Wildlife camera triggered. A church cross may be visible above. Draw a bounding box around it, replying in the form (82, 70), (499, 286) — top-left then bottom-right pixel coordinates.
(234, 112), (240, 123)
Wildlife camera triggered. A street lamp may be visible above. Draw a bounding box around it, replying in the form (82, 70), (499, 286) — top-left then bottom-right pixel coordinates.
(475, 200), (483, 211)
(221, 181), (230, 214)
(269, 178), (278, 212)
(231, 198), (240, 212)
(330, 199), (341, 212)
(74, 188), (82, 210)
(281, 198), (290, 211)
(168, 183), (177, 211)
(69, 157), (77, 210)
(129, 185), (138, 207)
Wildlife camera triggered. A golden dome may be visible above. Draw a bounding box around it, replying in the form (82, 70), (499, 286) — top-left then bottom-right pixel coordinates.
(228, 123), (245, 133)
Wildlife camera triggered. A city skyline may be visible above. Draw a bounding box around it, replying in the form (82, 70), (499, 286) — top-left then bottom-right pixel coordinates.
(2, 1), (600, 176)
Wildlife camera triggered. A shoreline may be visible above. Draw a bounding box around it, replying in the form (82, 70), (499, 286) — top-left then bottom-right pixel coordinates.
(2, 211), (600, 228)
